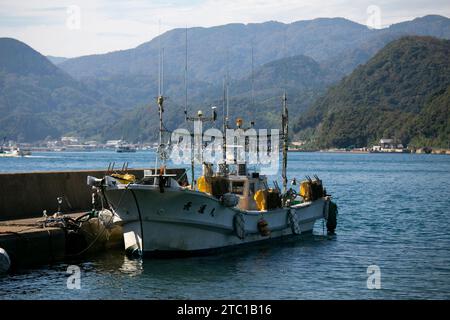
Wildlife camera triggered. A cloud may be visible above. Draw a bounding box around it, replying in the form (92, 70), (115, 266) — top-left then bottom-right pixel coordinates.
(0, 0), (448, 57)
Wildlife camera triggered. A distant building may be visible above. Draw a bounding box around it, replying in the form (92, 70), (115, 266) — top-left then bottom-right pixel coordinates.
(371, 138), (408, 153)
(106, 140), (122, 148)
(379, 139), (395, 149)
(61, 136), (79, 145)
(46, 140), (59, 147)
(291, 141), (306, 147)
(379, 138), (404, 149)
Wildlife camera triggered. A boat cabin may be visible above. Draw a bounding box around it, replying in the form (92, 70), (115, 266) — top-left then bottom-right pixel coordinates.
(226, 174), (267, 210)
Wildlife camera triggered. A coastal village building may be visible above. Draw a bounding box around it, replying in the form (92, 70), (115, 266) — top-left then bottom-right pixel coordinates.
(106, 140), (122, 148)
(61, 136), (79, 145)
(372, 138), (407, 153)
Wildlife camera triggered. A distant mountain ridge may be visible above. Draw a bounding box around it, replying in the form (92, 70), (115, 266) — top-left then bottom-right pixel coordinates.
(0, 15), (449, 143)
(59, 17), (371, 82)
(0, 38), (63, 76)
(55, 15), (450, 116)
(46, 56), (69, 65)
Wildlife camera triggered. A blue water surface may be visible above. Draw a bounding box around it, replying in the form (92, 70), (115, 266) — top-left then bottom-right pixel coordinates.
(0, 151), (449, 299)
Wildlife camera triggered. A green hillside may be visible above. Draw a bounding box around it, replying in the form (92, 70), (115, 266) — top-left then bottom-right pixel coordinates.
(100, 54), (333, 142)
(58, 15), (449, 113)
(0, 38), (119, 141)
(294, 36), (450, 148)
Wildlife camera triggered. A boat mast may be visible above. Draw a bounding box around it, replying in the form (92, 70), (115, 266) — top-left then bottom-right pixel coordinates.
(156, 21), (166, 174)
(282, 91), (288, 194)
(251, 41), (255, 110)
(226, 48), (230, 130)
(184, 26), (188, 122)
(222, 77), (227, 163)
(281, 28), (288, 194)
(184, 27), (195, 189)
(224, 48), (231, 166)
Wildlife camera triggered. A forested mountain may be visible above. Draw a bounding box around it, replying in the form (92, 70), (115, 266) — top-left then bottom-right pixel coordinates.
(0, 15), (449, 143)
(0, 38), (120, 141)
(294, 36), (450, 148)
(58, 15), (450, 111)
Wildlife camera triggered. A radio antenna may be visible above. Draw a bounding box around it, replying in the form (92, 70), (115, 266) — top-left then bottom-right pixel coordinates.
(251, 40), (255, 109)
(184, 26), (188, 121)
(226, 48), (230, 128)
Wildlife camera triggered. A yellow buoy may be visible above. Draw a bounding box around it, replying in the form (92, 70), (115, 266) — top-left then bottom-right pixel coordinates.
(197, 175), (212, 194)
(254, 189), (267, 211)
(111, 173), (136, 184)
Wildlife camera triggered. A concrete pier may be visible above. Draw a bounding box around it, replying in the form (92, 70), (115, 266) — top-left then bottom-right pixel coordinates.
(0, 215), (71, 268)
(0, 169), (145, 221)
(0, 169), (146, 269)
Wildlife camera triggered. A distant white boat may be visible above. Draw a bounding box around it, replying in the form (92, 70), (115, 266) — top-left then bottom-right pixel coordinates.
(116, 143), (137, 153)
(0, 147), (31, 157)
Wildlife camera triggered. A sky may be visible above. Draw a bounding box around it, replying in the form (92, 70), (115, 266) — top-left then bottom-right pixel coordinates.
(0, 0), (449, 58)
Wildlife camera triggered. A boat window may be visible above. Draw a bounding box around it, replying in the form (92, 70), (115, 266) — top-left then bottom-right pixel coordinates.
(231, 181), (245, 195)
(249, 183), (255, 195)
(142, 177), (155, 185)
(141, 177), (171, 187)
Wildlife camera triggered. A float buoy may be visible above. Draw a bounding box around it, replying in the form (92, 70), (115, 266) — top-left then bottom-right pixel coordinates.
(233, 213), (245, 240)
(0, 247), (11, 273)
(125, 244), (142, 258)
(257, 219), (271, 237)
(326, 201), (338, 235)
(288, 209), (301, 235)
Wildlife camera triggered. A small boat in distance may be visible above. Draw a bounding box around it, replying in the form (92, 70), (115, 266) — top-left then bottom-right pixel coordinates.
(0, 147), (31, 157)
(116, 143), (137, 153)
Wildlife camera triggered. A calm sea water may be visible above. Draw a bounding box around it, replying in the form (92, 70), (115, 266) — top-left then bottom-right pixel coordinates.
(1, 151), (450, 299)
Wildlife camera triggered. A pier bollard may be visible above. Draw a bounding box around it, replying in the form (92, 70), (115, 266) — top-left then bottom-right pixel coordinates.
(0, 247), (11, 273)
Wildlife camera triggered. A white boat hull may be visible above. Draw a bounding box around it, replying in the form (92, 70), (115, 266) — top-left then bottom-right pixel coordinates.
(103, 184), (329, 256)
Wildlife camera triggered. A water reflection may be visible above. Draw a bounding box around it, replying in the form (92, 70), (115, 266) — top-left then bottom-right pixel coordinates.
(120, 256), (143, 276)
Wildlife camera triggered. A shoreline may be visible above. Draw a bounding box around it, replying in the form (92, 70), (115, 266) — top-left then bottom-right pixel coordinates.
(288, 149), (450, 155)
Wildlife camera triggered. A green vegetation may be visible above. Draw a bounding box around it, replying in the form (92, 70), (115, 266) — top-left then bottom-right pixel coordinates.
(294, 36), (450, 149)
(0, 38), (121, 141)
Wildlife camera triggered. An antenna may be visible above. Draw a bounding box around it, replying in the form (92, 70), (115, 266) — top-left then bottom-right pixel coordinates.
(251, 40), (255, 109)
(161, 48), (164, 96)
(184, 26), (188, 121)
(158, 20), (162, 96)
(283, 27), (288, 94)
(222, 77), (226, 132)
(225, 47), (229, 127)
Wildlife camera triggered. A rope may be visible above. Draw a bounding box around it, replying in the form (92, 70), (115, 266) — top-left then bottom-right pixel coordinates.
(65, 210), (115, 257)
(65, 183), (130, 257)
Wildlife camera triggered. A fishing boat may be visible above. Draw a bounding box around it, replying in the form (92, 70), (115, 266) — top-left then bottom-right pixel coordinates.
(87, 35), (337, 257)
(88, 92), (337, 257)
